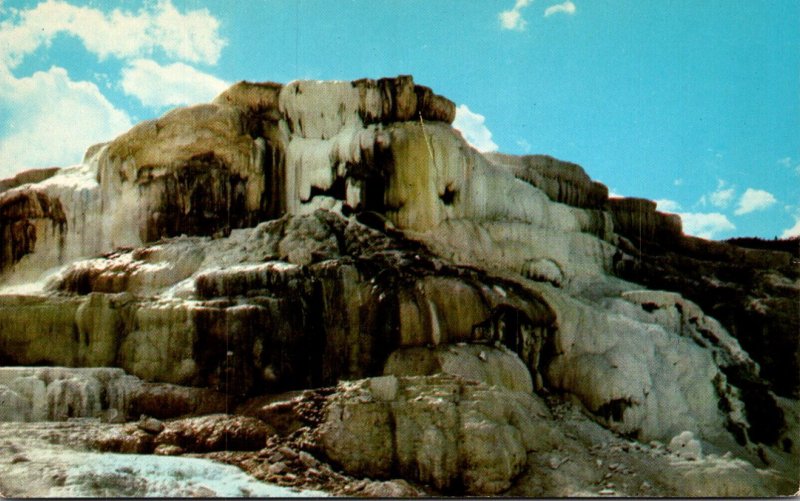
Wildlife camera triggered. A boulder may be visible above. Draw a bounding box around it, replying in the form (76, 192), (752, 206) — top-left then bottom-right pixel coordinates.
(668, 431), (703, 461)
(153, 414), (272, 453)
(137, 416), (165, 434)
(317, 375), (561, 495)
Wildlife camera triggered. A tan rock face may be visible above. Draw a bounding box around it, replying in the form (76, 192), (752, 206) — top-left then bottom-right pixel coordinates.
(0, 188), (66, 274)
(317, 375), (560, 495)
(486, 153), (610, 211)
(609, 197), (683, 245)
(0, 210), (557, 399)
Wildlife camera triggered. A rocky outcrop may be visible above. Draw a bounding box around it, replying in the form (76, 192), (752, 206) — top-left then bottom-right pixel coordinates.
(609, 197), (683, 245)
(0, 76), (618, 285)
(486, 153), (610, 210)
(94, 413), (272, 455)
(317, 374), (562, 495)
(0, 210), (557, 399)
(0, 367), (230, 423)
(0, 188), (66, 275)
(614, 220), (798, 402)
(0, 167), (60, 193)
(154, 414), (271, 453)
(484, 153), (795, 405)
(0, 75), (796, 496)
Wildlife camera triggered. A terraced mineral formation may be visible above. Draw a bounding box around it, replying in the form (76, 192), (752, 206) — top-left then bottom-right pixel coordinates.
(0, 75), (796, 496)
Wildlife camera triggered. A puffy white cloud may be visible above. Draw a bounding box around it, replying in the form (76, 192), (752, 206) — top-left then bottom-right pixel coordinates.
(453, 104), (499, 153)
(708, 179), (735, 208)
(0, 0), (226, 68)
(499, 0), (533, 31)
(655, 199), (681, 213)
(122, 59), (229, 108)
(734, 188), (777, 216)
(608, 189), (624, 199)
(544, 1), (576, 17)
(0, 66), (132, 178)
(0, 1), (228, 179)
(677, 212), (735, 240)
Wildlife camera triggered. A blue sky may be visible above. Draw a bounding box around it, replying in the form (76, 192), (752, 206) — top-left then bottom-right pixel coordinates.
(0, 0), (798, 239)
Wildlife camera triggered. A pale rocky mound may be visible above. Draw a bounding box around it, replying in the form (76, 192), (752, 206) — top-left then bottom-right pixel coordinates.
(0, 75), (796, 497)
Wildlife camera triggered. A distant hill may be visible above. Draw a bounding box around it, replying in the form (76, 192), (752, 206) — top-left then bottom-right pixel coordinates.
(726, 236), (800, 258)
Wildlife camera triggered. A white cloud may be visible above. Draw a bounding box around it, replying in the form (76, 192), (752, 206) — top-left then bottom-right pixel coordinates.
(122, 59), (229, 109)
(710, 187), (735, 208)
(0, 1), (228, 179)
(734, 188), (777, 216)
(673, 178), (684, 186)
(544, 1), (576, 17)
(516, 138), (532, 153)
(608, 189), (624, 199)
(781, 211), (800, 238)
(499, 0), (533, 31)
(655, 199), (681, 213)
(708, 179), (735, 208)
(677, 212), (736, 240)
(0, 0), (226, 68)
(0, 66), (132, 178)
(453, 104), (499, 153)
(778, 156), (800, 176)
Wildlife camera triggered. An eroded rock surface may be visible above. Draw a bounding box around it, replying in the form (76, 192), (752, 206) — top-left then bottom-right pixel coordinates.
(0, 75), (796, 497)
(316, 375), (562, 495)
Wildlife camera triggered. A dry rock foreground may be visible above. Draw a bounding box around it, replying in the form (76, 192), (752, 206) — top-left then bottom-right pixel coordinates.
(0, 76), (797, 497)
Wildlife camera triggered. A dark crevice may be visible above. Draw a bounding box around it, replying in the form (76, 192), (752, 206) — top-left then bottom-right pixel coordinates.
(439, 184), (457, 205)
(597, 397), (634, 423)
(720, 364), (785, 444)
(640, 302), (659, 313)
(302, 176), (347, 204)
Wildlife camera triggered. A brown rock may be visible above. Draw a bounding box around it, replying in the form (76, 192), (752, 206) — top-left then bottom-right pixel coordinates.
(0, 167), (60, 194)
(486, 153), (610, 211)
(268, 462), (288, 475)
(0, 188), (66, 273)
(129, 383), (229, 420)
(137, 416), (164, 434)
(609, 197), (682, 244)
(298, 450), (318, 468)
(92, 426), (154, 454)
(153, 444), (184, 456)
(359, 479), (425, 497)
(154, 414), (271, 453)
(252, 399), (305, 436)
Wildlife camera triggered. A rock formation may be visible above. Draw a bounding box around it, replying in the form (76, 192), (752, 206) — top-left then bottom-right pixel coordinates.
(0, 75), (796, 496)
